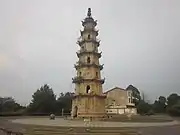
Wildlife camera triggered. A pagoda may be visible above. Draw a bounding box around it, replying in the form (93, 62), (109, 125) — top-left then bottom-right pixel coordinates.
(71, 8), (106, 119)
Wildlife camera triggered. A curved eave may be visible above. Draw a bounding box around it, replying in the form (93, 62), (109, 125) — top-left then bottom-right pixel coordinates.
(72, 78), (105, 84)
(77, 39), (100, 47)
(81, 19), (97, 27)
(76, 51), (102, 58)
(74, 63), (104, 70)
(73, 94), (106, 99)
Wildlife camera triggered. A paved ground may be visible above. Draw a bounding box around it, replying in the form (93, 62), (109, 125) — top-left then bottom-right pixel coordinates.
(138, 125), (180, 135)
(138, 118), (180, 135)
(11, 117), (179, 127)
(0, 117), (179, 135)
(0, 119), (25, 135)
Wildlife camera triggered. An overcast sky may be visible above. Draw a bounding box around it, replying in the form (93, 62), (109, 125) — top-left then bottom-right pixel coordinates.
(0, 0), (180, 105)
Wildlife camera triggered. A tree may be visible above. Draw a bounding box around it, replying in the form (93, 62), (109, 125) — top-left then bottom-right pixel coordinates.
(27, 84), (56, 114)
(167, 93), (180, 116)
(126, 85), (141, 106)
(56, 92), (74, 114)
(152, 96), (166, 113)
(167, 93), (180, 108)
(168, 101), (180, 116)
(137, 100), (152, 114)
(0, 97), (23, 113)
(159, 96), (166, 104)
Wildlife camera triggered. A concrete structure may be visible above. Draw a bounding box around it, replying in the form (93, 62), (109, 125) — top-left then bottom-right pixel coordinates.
(105, 87), (137, 115)
(71, 8), (106, 119)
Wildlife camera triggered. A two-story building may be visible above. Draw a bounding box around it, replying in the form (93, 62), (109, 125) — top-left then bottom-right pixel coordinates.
(104, 87), (137, 115)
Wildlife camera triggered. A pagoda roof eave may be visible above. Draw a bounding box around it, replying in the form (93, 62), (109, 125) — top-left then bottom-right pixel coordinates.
(73, 94), (106, 99)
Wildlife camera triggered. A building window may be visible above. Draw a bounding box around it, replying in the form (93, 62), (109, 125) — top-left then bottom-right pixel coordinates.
(86, 85), (90, 93)
(79, 72), (81, 76)
(128, 98), (131, 103)
(96, 72), (98, 77)
(128, 92), (131, 97)
(88, 34), (90, 39)
(87, 57), (90, 63)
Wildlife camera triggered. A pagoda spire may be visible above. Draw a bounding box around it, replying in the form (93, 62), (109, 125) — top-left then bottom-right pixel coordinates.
(87, 8), (91, 17)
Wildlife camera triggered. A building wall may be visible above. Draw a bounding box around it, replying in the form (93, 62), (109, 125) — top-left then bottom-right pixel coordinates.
(105, 87), (133, 106)
(105, 87), (136, 115)
(77, 67), (101, 79)
(106, 108), (137, 115)
(79, 54), (99, 65)
(75, 81), (102, 95)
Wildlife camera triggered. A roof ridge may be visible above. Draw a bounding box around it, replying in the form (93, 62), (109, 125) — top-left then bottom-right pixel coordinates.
(104, 86), (126, 93)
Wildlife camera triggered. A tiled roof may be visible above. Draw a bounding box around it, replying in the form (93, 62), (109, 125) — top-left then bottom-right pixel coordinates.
(104, 86), (126, 94)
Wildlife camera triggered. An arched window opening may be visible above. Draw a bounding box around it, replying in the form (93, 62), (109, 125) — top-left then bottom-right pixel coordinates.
(87, 57), (90, 63)
(88, 34), (90, 39)
(128, 98), (131, 103)
(86, 85), (90, 93)
(95, 72), (98, 77)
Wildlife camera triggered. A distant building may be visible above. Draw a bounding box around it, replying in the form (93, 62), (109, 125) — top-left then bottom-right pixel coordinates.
(104, 87), (137, 115)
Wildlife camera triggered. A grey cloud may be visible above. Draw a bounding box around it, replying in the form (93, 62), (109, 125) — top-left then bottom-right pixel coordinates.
(0, 0), (180, 105)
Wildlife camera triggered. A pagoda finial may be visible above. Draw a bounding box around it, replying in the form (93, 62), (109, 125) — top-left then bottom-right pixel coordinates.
(87, 8), (91, 17)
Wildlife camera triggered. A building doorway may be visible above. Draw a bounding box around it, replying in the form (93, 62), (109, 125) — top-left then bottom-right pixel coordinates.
(73, 106), (78, 118)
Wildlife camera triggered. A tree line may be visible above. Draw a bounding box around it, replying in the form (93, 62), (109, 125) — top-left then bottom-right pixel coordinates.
(0, 84), (180, 116)
(0, 84), (74, 116)
(128, 85), (180, 116)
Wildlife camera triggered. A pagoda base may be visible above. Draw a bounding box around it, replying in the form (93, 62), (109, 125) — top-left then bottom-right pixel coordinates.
(71, 94), (107, 120)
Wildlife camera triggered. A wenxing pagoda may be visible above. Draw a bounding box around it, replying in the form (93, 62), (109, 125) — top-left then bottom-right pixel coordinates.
(71, 8), (107, 119)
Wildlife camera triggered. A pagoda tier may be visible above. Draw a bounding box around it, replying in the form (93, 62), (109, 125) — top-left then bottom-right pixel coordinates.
(72, 76), (105, 84)
(76, 37), (100, 47)
(80, 29), (99, 36)
(81, 18), (97, 27)
(74, 62), (104, 70)
(76, 50), (102, 58)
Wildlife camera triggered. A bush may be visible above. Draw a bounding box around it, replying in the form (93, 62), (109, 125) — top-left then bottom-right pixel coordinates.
(137, 100), (152, 114)
(167, 104), (180, 116)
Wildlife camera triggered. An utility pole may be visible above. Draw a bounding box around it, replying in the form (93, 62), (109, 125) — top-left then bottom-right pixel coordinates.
(62, 108), (64, 117)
